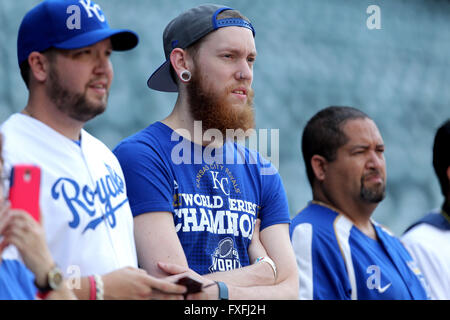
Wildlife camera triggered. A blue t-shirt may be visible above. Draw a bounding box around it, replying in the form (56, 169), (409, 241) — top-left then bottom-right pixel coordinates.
(290, 202), (429, 300)
(0, 259), (37, 300)
(114, 122), (290, 275)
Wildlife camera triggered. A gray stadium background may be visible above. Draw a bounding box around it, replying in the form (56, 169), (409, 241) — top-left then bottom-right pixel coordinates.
(1, 0), (449, 235)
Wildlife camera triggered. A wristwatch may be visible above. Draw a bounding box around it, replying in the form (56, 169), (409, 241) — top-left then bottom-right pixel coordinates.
(35, 265), (64, 293)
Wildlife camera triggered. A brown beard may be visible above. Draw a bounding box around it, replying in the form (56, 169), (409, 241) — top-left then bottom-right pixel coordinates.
(186, 64), (255, 139)
(46, 65), (107, 123)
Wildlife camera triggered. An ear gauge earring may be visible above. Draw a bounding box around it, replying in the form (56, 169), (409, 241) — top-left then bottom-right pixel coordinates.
(180, 70), (192, 82)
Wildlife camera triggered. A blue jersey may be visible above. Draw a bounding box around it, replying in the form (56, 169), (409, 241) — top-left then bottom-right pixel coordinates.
(290, 202), (429, 300)
(114, 122), (290, 275)
(0, 249), (37, 300)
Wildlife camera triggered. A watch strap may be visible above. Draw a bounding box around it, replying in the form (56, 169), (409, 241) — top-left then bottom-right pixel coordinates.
(34, 265), (63, 293)
(215, 281), (229, 300)
(34, 274), (52, 293)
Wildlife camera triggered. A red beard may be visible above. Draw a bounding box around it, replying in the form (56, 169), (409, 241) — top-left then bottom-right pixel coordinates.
(186, 65), (255, 139)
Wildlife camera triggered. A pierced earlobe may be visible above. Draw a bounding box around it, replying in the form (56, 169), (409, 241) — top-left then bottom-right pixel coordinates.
(180, 70), (191, 82)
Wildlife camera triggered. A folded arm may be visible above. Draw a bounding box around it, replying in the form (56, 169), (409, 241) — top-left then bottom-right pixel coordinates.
(160, 223), (299, 300)
(135, 210), (298, 299)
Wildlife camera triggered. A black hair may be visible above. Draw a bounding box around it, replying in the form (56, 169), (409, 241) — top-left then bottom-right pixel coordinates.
(19, 60), (31, 89)
(301, 106), (370, 187)
(19, 48), (56, 90)
(433, 119), (450, 197)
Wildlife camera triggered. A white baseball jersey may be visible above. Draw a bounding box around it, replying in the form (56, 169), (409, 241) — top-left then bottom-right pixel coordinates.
(402, 212), (450, 300)
(1, 113), (137, 276)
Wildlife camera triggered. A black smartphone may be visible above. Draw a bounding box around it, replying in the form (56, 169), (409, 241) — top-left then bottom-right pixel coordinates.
(177, 276), (203, 295)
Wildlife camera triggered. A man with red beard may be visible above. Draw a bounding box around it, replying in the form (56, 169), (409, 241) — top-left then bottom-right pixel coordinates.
(114, 4), (298, 299)
(290, 106), (429, 300)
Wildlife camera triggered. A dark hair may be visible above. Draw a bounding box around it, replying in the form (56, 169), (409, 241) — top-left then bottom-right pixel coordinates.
(19, 48), (57, 89)
(170, 9), (250, 85)
(301, 106), (370, 187)
(19, 60), (31, 89)
(433, 119), (450, 197)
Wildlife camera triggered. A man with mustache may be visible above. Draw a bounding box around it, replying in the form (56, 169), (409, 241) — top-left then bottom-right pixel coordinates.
(114, 4), (298, 299)
(0, 0), (186, 300)
(290, 106), (429, 299)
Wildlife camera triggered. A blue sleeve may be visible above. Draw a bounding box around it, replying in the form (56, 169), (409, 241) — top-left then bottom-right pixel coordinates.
(113, 140), (174, 216)
(17, 263), (38, 299)
(258, 166), (290, 231)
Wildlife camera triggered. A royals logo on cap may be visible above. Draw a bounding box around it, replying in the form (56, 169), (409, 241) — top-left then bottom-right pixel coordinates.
(17, 0), (138, 66)
(66, 0), (106, 29)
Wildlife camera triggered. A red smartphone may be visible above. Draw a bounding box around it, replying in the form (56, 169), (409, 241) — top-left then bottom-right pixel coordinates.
(8, 164), (41, 223)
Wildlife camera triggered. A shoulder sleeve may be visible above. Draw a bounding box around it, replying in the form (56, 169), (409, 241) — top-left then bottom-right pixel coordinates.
(402, 230), (446, 300)
(113, 139), (174, 216)
(258, 167), (290, 230)
(290, 214), (352, 300)
(0, 259), (37, 299)
(17, 262), (38, 298)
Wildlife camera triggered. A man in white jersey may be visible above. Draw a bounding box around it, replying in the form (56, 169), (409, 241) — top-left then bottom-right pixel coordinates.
(0, 0), (185, 300)
(402, 119), (450, 300)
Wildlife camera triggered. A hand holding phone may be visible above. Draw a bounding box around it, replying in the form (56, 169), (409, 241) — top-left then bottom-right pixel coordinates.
(176, 276), (203, 296)
(8, 164), (41, 223)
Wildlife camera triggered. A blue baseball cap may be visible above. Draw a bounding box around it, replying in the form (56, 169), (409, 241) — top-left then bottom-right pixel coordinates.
(17, 0), (138, 66)
(147, 4), (255, 93)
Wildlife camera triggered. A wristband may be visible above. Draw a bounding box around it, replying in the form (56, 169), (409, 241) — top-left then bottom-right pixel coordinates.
(93, 274), (104, 300)
(215, 281), (229, 300)
(88, 276), (96, 300)
(36, 291), (51, 300)
(254, 256), (277, 279)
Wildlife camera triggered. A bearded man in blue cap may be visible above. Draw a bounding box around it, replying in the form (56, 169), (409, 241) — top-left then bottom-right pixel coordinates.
(0, 0), (186, 300)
